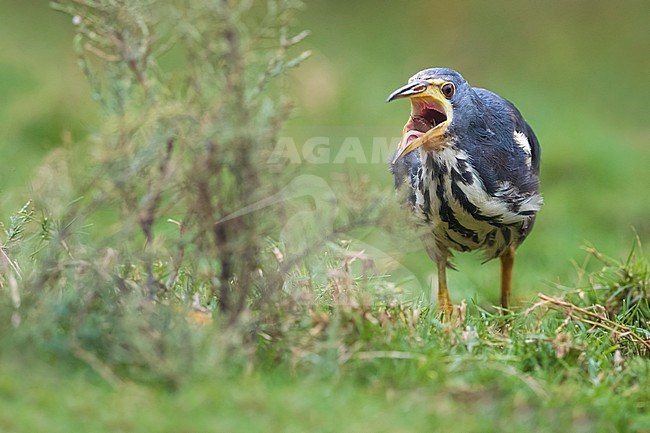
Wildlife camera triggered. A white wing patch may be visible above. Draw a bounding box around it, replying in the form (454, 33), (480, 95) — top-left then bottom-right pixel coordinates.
(513, 131), (532, 168)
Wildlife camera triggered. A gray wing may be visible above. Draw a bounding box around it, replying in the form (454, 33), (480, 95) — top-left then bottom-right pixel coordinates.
(473, 88), (541, 198)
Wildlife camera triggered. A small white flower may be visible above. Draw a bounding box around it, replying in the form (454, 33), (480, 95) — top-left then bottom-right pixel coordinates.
(72, 15), (82, 26)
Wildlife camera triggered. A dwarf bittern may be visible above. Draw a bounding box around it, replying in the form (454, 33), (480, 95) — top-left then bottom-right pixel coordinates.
(388, 68), (542, 317)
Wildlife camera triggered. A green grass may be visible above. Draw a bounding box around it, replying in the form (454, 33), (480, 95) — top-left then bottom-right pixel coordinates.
(1, 242), (649, 432)
(1, 354), (647, 433)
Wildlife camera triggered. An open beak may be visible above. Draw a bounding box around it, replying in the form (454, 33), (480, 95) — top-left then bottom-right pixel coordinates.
(386, 80), (429, 102)
(387, 80), (453, 163)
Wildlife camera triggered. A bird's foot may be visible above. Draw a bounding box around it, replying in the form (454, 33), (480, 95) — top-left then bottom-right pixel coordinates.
(437, 302), (454, 322)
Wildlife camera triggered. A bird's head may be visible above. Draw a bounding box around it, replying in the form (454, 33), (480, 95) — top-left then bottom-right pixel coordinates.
(387, 68), (474, 163)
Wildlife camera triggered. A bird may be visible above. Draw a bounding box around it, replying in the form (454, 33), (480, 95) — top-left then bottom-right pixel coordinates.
(387, 67), (542, 318)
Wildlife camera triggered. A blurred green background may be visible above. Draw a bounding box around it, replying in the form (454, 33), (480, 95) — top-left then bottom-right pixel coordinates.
(1, 0), (648, 306)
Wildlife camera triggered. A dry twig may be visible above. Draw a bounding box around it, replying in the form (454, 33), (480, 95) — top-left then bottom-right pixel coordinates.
(532, 293), (650, 351)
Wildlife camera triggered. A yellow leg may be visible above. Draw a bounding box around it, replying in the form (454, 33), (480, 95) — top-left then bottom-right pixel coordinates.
(500, 245), (515, 312)
(436, 259), (453, 319)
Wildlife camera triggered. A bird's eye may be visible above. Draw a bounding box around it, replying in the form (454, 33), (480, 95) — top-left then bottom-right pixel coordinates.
(441, 82), (455, 99)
